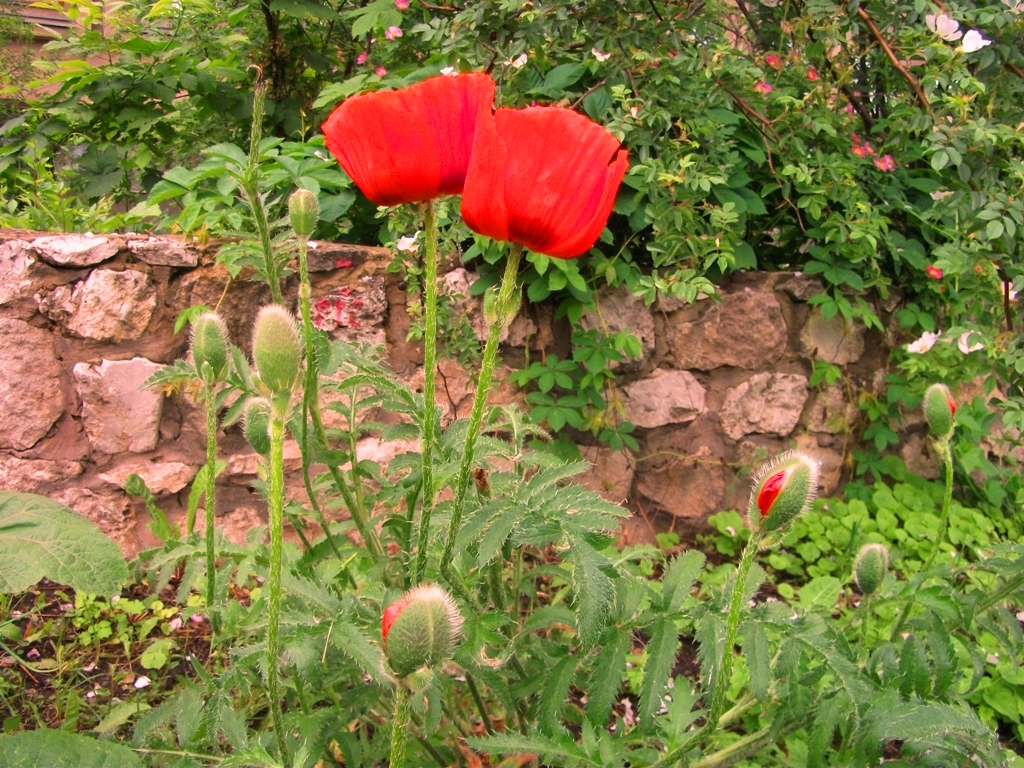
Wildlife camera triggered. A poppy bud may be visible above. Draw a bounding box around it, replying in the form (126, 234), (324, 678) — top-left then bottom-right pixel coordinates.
(854, 543), (889, 596)
(243, 397), (272, 456)
(748, 451), (820, 542)
(252, 306), (302, 396)
(191, 312), (230, 384)
(288, 188), (319, 239)
(382, 584), (463, 678)
(923, 383), (955, 439)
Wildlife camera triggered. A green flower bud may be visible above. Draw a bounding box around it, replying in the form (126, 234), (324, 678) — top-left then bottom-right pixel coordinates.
(252, 306), (302, 395)
(288, 188), (319, 239)
(748, 451), (820, 544)
(243, 397), (272, 456)
(381, 584), (463, 679)
(191, 312), (230, 384)
(853, 543), (889, 596)
(923, 383), (956, 439)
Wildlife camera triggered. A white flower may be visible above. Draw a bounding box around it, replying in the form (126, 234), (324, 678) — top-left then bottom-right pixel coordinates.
(134, 676), (151, 689)
(957, 332), (984, 353)
(926, 13), (962, 41)
(906, 330), (941, 354)
(930, 189), (954, 201)
(440, 66), (456, 76)
(1003, 0), (1023, 13)
(307, 241), (318, 250)
(509, 53), (528, 68)
(961, 29), (992, 52)
(591, 48), (611, 62)
(396, 233), (419, 252)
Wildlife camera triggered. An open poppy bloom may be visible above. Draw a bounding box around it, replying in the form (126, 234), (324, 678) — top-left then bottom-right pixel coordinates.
(461, 106), (629, 259)
(321, 72), (495, 206)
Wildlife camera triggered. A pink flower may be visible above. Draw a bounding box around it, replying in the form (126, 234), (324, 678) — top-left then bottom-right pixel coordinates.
(395, 0), (409, 7)
(356, 52), (367, 65)
(926, 265), (943, 279)
(806, 66), (818, 81)
(376, 66), (387, 77)
(385, 25), (402, 41)
(754, 81), (772, 95)
(765, 54), (783, 70)
(852, 144), (868, 158)
(873, 154), (896, 172)
(844, 103), (855, 117)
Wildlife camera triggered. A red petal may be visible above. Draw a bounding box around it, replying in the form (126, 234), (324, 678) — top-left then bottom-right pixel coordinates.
(947, 398), (957, 416)
(461, 108), (510, 243)
(757, 470), (787, 518)
(322, 73), (494, 206)
(381, 599), (406, 643)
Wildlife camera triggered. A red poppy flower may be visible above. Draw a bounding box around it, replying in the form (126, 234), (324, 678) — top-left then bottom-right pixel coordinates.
(321, 73), (495, 206)
(461, 107), (628, 259)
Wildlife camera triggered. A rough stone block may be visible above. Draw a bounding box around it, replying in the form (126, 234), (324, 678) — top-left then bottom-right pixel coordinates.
(127, 235), (199, 267)
(31, 234), (120, 267)
(580, 284), (655, 372)
(719, 372), (809, 440)
(73, 357), (164, 454)
(0, 241), (38, 305)
(0, 319), (67, 450)
(52, 269), (158, 342)
(0, 456), (83, 493)
(636, 446), (725, 523)
(578, 445), (634, 504)
(99, 458), (198, 495)
(802, 307), (864, 365)
(623, 369), (706, 428)
(669, 290), (787, 370)
(53, 488), (135, 554)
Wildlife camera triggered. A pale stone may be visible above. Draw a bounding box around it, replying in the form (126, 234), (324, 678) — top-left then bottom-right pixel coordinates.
(807, 384), (858, 434)
(669, 291), (787, 370)
(506, 313), (538, 347)
(719, 372), (809, 440)
(900, 433), (939, 479)
(219, 506), (265, 545)
(31, 234), (119, 267)
(636, 445), (725, 523)
(578, 446), (633, 504)
(53, 488), (135, 554)
(65, 269), (157, 342)
(793, 434), (844, 495)
(0, 319), (66, 450)
(353, 437), (419, 470)
(309, 275), (387, 345)
(0, 457), (83, 493)
(306, 242), (391, 274)
(127, 236), (198, 267)
(777, 273), (825, 301)
(99, 459), (198, 495)
(802, 308), (864, 365)
(73, 357), (164, 454)
(623, 369), (706, 428)
(0, 241), (38, 305)
(580, 284), (655, 372)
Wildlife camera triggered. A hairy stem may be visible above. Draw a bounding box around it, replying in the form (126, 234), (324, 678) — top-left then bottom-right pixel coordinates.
(414, 201), (439, 583)
(241, 82), (283, 304)
(203, 385), (218, 618)
(439, 245), (523, 600)
(390, 683), (410, 768)
(267, 412), (289, 766)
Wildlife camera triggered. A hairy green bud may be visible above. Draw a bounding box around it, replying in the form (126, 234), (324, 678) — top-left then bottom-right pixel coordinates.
(923, 382), (956, 439)
(748, 451), (821, 545)
(252, 306), (302, 395)
(381, 584), (463, 679)
(243, 397), (272, 456)
(191, 312), (230, 384)
(288, 188), (319, 239)
(854, 543), (889, 596)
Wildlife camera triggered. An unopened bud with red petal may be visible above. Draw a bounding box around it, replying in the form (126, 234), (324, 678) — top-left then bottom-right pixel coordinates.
(382, 584), (463, 678)
(923, 382), (955, 439)
(854, 543), (889, 596)
(748, 451), (820, 543)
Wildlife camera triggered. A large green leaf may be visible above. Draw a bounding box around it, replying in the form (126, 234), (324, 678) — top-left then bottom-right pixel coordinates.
(0, 492), (127, 595)
(0, 730), (143, 768)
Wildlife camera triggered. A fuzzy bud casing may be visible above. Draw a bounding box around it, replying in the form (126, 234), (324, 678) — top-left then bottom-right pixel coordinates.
(243, 397), (272, 456)
(382, 584), (463, 678)
(923, 383), (955, 439)
(191, 312), (230, 383)
(854, 543), (889, 596)
(288, 188), (319, 239)
(252, 306), (302, 395)
(748, 451), (820, 543)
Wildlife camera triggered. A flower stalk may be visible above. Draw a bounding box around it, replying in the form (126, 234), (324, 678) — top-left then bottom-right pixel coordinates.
(439, 244), (523, 601)
(202, 383), (218, 615)
(266, 407), (289, 765)
(390, 683), (410, 768)
(413, 200), (439, 583)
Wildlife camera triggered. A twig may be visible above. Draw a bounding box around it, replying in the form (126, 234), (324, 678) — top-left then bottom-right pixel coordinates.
(646, 0), (664, 22)
(1007, 61), (1024, 81)
(571, 78), (609, 110)
(856, 7), (935, 118)
(720, 85), (780, 141)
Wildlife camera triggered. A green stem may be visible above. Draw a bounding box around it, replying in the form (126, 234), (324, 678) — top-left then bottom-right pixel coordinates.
(267, 411), (289, 766)
(413, 201), (439, 584)
(439, 245), (523, 601)
(465, 672), (494, 735)
(891, 437), (953, 640)
(242, 82), (283, 305)
(858, 594), (872, 657)
(976, 571), (1024, 614)
(390, 683), (411, 768)
(203, 385), (218, 618)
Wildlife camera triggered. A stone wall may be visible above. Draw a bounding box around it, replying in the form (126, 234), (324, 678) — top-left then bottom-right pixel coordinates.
(0, 229), (898, 553)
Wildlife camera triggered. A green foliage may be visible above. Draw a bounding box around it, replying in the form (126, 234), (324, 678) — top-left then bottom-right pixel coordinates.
(0, 729), (144, 768)
(0, 493), (127, 595)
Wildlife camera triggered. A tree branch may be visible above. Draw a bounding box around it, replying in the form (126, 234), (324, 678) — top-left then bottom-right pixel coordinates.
(856, 6), (935, 118)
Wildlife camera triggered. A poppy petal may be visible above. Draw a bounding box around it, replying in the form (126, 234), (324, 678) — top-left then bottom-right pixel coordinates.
(461, 107), (510, 243)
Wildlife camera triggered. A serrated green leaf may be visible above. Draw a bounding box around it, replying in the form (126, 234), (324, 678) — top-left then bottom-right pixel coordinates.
(744, 620), (770, 702)
(539, 655), (577, 735)
(0, 730), (144, 767)
(639, 616), (679, 730)
(585, 628), (630, 727)
(0, 492), (127, 595)
(662, 550), (704, 613)
(807, 693), (845, 765)
(467, 731), (596, 765)
(329, 621), (388, 684)
(568, 539), (616, 653)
